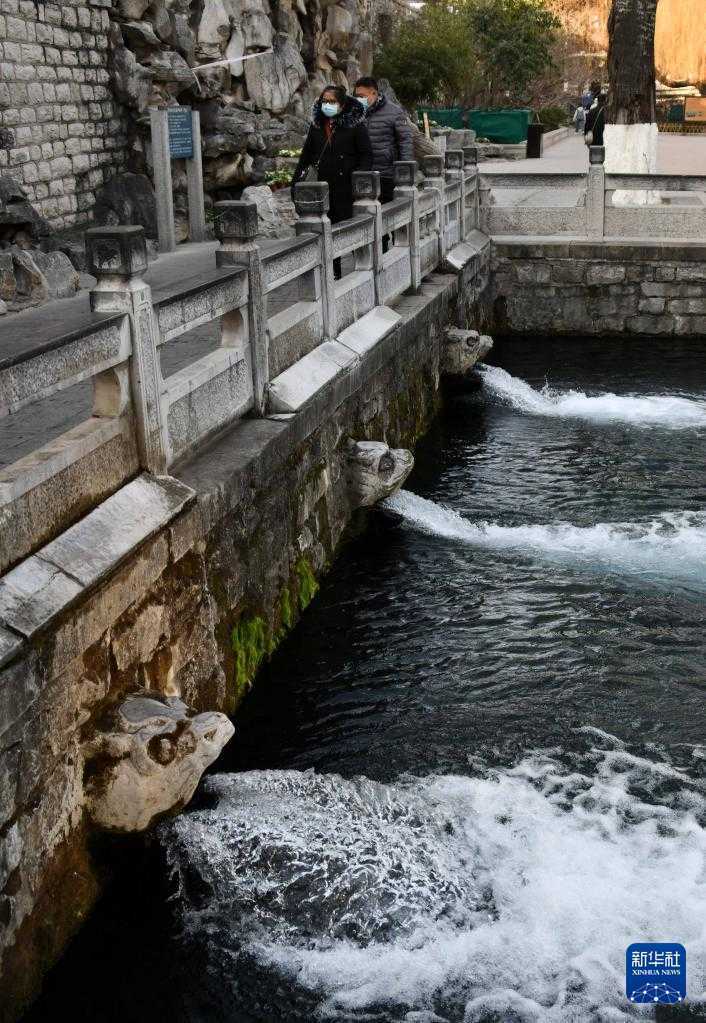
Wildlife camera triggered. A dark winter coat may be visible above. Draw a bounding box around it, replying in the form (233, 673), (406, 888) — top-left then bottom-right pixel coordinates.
(364, 95), (414, 180)
(585, 104), (606, 146)
(292, 96), (373, 224)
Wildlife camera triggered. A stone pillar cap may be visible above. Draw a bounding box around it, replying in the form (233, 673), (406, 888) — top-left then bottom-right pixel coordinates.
(85, 226), (147, 277)
(293, 181), (330, 216)
(352, 170), (381, 201)
(421, 155), (445, 177)
(589, 145), (605, 165)
(214, 201), (259, 241)
(394, 160), (418, 186)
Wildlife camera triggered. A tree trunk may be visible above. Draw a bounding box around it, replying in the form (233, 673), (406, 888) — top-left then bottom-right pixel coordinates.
(607, 0), (658, 125)
(604, 0), (660, 191)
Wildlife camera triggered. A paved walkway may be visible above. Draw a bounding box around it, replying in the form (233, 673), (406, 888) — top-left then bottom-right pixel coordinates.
(481, 131), (706, 175)
(481, 132), (706, 208)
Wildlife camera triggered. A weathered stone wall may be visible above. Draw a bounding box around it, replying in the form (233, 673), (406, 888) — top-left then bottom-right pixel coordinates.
(0, 249), (490, 1020)
(0, 0), (129, 231)
(491, 240), (706, 337)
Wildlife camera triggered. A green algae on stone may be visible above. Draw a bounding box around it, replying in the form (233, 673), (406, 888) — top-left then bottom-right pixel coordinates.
(231, 614), (268, 700)
(295, 556), (319, 611)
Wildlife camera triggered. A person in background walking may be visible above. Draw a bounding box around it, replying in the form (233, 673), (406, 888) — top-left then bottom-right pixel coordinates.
(291, 85), (372, 226)
(353, 77), (414, 207)
(584, 92), (607, 147)
(573, 105), (586, 133)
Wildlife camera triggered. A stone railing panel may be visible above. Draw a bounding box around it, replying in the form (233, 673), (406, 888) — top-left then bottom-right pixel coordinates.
(155, 270), (250, 344)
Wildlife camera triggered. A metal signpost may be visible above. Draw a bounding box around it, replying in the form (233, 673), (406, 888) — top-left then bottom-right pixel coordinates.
(150, 106), (207, 253)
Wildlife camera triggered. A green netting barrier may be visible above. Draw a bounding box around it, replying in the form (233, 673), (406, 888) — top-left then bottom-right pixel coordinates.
(467, 109), (532, 144)
(417, 107), (465, 129)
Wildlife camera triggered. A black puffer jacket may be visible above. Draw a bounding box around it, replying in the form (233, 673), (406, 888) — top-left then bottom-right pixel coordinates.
(365, 95), (414, 180)
(292, 96), (373, 223)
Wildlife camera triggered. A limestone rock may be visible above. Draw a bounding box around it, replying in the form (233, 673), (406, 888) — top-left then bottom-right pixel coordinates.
(0, 299), (6, 316)
(28, 250), (80, 300)
(325, 4), (355, 48)
(0, 253), (14, 303)
(241, 185), (297, 238)
(0, 174), (51, 243)
(83, 692), (234, 833)
(346, 440), (414, 508)
(7, 250), (48, 308)
(442, 328), (494, 377)
(203, 152), (254, 189)
(95, 173), (158, 239)
(149, 0), (173, 43)
(109, 26), (153, 111)
(242, 9), (274, 49)
(168, 12), (196, 63)
(122, 19), (165, 51)
(225, 27), (245, 77)
(147, 50), (195, 86)
(244, 32), (306, 114)
(117, 0), (151, 17)
(197, 0), (231, 59)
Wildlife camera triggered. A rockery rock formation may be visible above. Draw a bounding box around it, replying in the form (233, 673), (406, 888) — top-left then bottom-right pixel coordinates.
(109, 0), (375, 197)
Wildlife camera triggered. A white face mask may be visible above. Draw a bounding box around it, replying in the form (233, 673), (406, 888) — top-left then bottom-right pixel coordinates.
(321, 102), (340, 118)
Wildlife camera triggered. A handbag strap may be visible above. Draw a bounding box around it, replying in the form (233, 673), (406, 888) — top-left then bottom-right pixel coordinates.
(314, 131), (333, 169)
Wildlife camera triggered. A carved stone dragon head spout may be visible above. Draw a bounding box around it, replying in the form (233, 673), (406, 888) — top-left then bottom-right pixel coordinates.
(345, 440), (414, 508)
(442, 328), (494, 378)
(83, 692), (234, 833)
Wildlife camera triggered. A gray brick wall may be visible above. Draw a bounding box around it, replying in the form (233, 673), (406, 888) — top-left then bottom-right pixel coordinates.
(0, 0), (128, 230)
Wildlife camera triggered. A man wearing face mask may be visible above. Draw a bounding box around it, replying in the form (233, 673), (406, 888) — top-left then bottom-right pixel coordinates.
(353, 77), (413, 207)
(291, 85), (373, 228)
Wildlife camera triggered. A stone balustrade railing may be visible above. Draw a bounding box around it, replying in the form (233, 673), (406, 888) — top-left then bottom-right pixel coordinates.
(0, 150), (483, 576)
(479, 145), (706, 239)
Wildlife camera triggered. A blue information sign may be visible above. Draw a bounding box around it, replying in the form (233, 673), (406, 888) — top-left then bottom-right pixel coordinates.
(168, 107), (193, 159)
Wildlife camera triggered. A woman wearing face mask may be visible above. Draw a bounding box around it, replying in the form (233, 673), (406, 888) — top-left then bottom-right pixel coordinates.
(291, 85), (373, 226)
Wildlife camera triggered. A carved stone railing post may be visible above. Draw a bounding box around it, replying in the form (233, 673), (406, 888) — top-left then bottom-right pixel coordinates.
(214, 201), (268, 415)
(394, 160), (421, 292)
(445, 149), (466, 241)
(587, 145), (606, 239)
(421, 154), (446, 261)
(352, 170), (382, 303)
(293, 182), (336, 342)
(463, 146), (480, 232)
(86, 226), (168, 474)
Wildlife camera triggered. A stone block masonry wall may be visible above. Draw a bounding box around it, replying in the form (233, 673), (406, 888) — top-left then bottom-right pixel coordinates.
(0, 0), (128, 229)
(491, 240), (706, 338)
(0, 241), (491, 1019)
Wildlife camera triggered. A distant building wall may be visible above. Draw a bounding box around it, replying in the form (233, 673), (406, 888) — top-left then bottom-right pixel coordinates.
(0, 0), (128, 230)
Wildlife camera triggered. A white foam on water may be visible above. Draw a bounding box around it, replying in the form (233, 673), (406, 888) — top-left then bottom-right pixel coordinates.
(479, 365), (706, 430)
(385, 490), (706, 592)
(163, 736), (706, 1021)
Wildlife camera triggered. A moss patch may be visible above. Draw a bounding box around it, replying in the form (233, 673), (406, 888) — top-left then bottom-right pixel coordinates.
(231, 614), (268, 702)
(295, 555), (319, 611)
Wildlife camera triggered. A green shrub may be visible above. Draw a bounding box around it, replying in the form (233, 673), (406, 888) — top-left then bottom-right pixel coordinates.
(537, 105), (569, 131)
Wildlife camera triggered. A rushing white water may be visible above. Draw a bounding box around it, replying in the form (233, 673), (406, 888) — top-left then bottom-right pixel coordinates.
(479, 365), (706, 429)
(163, 733), (706, 1021)
(385, 490), (706, 593)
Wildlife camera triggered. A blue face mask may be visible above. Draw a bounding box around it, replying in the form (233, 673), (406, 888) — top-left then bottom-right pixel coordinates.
(356, 96), (369, 110)
(321, 102), (339, 118)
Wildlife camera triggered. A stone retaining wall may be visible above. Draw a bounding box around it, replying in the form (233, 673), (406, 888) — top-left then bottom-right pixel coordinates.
(0, 246), (490, 1020)
(491, 239), (706, 337)
(0, 0), (128, 230)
